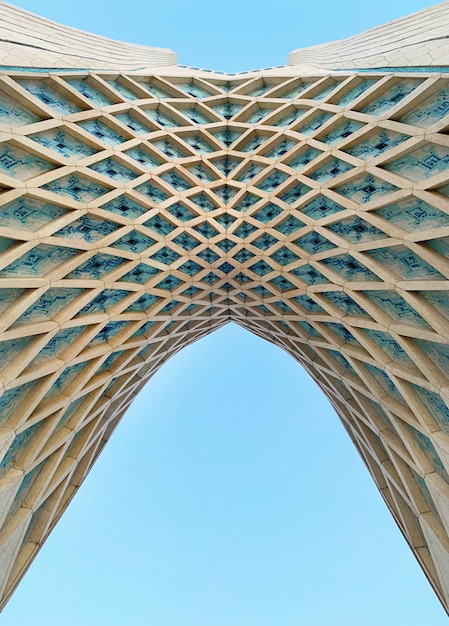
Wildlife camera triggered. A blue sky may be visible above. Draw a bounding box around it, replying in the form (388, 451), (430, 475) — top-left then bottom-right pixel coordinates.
(2, 1), (449, 624)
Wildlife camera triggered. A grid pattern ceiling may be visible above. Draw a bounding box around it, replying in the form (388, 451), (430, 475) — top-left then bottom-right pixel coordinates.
(1, 67), (449, 612)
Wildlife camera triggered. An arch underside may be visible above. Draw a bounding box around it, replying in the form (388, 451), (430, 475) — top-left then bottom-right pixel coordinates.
(1, 49), (449, 613)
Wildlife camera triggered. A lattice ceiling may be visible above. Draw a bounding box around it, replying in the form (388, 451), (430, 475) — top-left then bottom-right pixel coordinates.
(1, 65), (449, 612)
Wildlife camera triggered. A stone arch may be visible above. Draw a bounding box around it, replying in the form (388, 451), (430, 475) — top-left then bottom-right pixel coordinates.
(1, 0), (449, 614)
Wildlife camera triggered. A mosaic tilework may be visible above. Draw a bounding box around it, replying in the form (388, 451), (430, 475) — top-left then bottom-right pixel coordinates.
(1, 64), (449, 616)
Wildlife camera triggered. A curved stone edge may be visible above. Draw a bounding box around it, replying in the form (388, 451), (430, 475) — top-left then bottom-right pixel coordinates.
(0, 1), (178, 70)
(288, 1), (449, 69)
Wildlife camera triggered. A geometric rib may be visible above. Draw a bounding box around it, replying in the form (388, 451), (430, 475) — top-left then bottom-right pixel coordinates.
(1, 0), (449, 616)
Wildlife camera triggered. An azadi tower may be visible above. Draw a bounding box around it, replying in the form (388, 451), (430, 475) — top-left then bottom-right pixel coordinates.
(1, 0), (449, 613)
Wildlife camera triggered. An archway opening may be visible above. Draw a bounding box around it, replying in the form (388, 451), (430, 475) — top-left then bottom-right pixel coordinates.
(1, 324), (446, 625)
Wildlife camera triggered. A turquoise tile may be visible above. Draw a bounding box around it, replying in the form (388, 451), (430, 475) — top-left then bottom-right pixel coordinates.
(411, 384), (449, 436)
(0, 197), (65, 231)
(307, 158), (353, 182)
(347, 129), (408, 159)
(365, 363), (405, 403)
(211, 157), (241, 176)
(135, 182), (169, 203)
(19, 79), (83, 115)
(172, 232), (200, 251)
(211, 102), (243, 120)
(190, 192), (217, 211)
(293, 294), (325, 313)
(79, 289), (130, 314)
(0, 422), (41, 478)
(193, 221), (219, 238)
(182, 135), (216, 153)
(214, 213), (236, 230)
(115, 111), (152, 134)
(55, 215), (119, 242)
(245, 107), (273, 124)
(120, 263), (159, 284)
(268, 275), (296, 291)
(17, 288), (84, 323)
(335, 174), (397, 204)
(385, 143), (449, 182)
(239, 134), (270, 152)
(0, 88), (41, 126)
(274, 215), (305, 235)
(421, 290), (449, 322)
(279, 182), (311, 204)
(292, 263), (328, 284)
(233, 192), (260, 212)
(401, 86), (449, 128)
(326, 216), (386, 243)
(67, 253), (125, 280)
(256, 170), (288, 191)
(66, 79), (114, 106)
(105, 80), (139, 101)
(333, 79), (377, 106)
(252, 203), (282, 224)
(321, 254), (380, 282)
(233, 248), (255, 263)
(152, 139), (187, 158)
(375, 198), (449, 232)
(365, 328), (416, 368)
(45, 362), (87, 398)
(294, 231), (336, 253)
(168, 202), (197, 222)
(78, 119), (126, 146)
(187, 163), (216, 183)
(156, 274), (182, 291)
(210, 129), (242, 148)
(89, 157), (138, 183)
(0, 245), (78, 277)
(297, 320), (322, 337)
(90, 321), (129, 346)
(43, 174), (109, 202)
(407, 423), (449, 483)
(30, 326), (86, 365)
(288, 147), (321, 170)
(181, 79), (215, 98)
(361, 289), (429, 326)
(101, 196), (147, 219)
(252, 233), (278, 251)
(150, 246), (180, 264)
(181, 107), (212, 124)
(144, 214), (176, 236)
(179, 260), (203, 276)
(368, 245), (444, 280)
(296, 111), (333, 136)
(323, 322), (359, 345)
(301, 196), (344, 220)
(320, 119), (364, 145)
(215, 238), (235, 253)
(237, 162), (264, 183)
(233, 221), (257, 238)
(270, 246), (299, 266)
(0, 143), (56, 180)
(31, 128), (96, 159)
(265, 139), (296, 157)
(126, 293), (160, 312)
(143, 107), (178, 128)
(360, 79), (422, 116)
(272, 107), (309, 128)
(249, 260), (273, 276)
(323, 291), (368, 317)
(415, 339), (449, 376)
(160, 170), (192, 191)
(111, 230), (155, 254)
